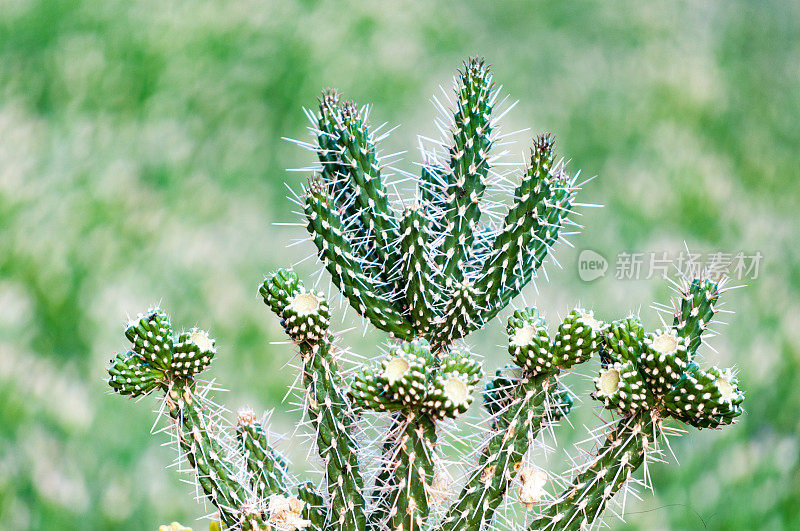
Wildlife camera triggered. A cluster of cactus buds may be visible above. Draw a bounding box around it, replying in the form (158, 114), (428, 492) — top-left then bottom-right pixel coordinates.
(106, 58), (745, 530)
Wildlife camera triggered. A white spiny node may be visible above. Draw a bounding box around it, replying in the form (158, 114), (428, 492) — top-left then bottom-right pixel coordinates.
(289, 292), (322, 315)
(237, 407), (257, 427)
(596, 368), (621, 397)
(518, 467), (548, 509)
(383, 356), (411, 385)
(268, 494), (310, 530)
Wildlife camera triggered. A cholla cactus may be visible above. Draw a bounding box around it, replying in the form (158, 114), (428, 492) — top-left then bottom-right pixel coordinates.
(106, 58), (745, 530)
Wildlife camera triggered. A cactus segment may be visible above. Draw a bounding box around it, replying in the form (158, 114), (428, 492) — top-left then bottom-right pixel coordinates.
(674, 277), (720, 357)
(337, 101), (402, 263)
(236, 409), (291, 499)
(260, 268), (331, 343)
(107, 351), (165, 397)
(531, 414), (655, 530)
(594, 360), (653, 415)
(304, 181), (414, 339)
(166, 382), (256, 528)
(261, 269), (366, 530)
(639, 329), (690, 397)
(422, 349), (483, 419)
(124, 308), (174, 371)
(399, 207), (442, 335)
(383, 413), (438, 531)
(507, 308), (553, 375)
(664, 364), (744, 428)
(439, 57), (495, 280)
(296, 481), (327, 530)
(473, 135), (556, 308)
(443, 374), (558, 530)
(552, 309), (605, 370)
(171, 328), (216, 379)
(432, 280), (482, 347)
(602, 315), (645, 365)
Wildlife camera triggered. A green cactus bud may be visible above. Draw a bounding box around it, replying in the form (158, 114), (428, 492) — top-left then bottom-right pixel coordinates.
(171, 328), (216, 379)
(381, 339), (432, 406)
(259, 268), (301, 317)
(552, 308), (604, 369)
(664, 364), (744, 428)
(507, 308), (553, 375)
(639, 329), (690, 397)
(107, 351), (164, 397)
(125, 308), (174, 371)
(282, 288), (330, 342)
(602, 315), (645, 365)
(422, 349), (482, 419)
(593, 360), (653, 415)
(351, 339), (432, 412)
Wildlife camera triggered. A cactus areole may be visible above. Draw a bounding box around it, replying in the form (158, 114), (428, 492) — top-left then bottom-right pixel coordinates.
(107, 58), (745, 530)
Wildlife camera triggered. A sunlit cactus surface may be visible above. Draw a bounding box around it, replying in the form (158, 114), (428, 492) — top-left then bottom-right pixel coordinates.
(107, 58), (744, 531)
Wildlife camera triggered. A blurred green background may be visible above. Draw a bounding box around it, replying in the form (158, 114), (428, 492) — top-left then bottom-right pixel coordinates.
(1, 0), (798, 529)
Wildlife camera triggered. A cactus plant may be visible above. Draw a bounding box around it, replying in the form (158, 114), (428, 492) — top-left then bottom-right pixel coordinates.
(106, 57), (744, 530)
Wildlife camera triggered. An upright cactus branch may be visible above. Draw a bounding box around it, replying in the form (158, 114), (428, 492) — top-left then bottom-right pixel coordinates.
(105, 58), (747, 531)
(301, 57), (577, 345)
(261, 269), (366, 530)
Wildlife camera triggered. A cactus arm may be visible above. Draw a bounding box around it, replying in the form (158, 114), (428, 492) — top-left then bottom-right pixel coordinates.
(261, 269), (366, 530)
(165, 382), (251, 528)
(442, 373), (555, 530)
(315, 89), (365, 233)
(384, 413), (438, 531)
(437, 57), (495, 281)
(472, 135), (557, 308)
(477, 160), (575, 330)
(673, 277), (720, 357)
(236, 411), (291, 499)
(313, 90), (386, 284)
(530, 413), (655, 531)
(335, 101), (402, 272)
(304, 180), (415, 339)
(300, 339), (367, 530)
(419, 160), (449, 218)
(398, 206), (442, 335)
(296, 481), (328, 530)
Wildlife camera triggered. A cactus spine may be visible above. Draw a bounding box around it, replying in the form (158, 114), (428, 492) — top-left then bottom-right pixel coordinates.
(106, 58), (745, 530)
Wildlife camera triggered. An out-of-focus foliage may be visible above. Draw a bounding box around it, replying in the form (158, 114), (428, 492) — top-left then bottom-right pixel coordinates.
(0, 1), (797, 529)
